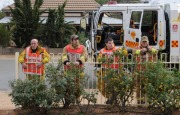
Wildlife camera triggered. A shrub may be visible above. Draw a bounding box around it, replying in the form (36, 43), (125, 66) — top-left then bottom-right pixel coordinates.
(104, 67), (135, 112)
(9, 75), (54, 112)
(98, 48), (135, 112)
(143, 61), (180, 114)
(46, 61), (97, 110)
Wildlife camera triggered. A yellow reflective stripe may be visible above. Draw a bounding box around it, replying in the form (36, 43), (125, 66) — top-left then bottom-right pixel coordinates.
(151, 48), (157, 54)
(135, 50), (141, 55)
(42, 58), (49, 64)
(80, 56), (85, 62)
(62, 55), (68, 61)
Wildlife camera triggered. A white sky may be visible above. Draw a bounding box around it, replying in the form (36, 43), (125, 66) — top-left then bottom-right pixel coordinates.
(0, 0), (14, 10)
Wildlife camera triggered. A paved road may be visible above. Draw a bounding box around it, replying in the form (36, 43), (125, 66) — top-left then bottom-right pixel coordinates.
(0, 56), (98, 91)
(0, 58), (15, 91)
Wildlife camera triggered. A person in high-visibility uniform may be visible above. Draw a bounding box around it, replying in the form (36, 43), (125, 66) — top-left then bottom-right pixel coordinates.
(97, 37), (128, 101)
(18, 39), (50, 80)
(62, 34), (87, 69)
(62, 34), (87, 107)
(133, 36), (158, 104)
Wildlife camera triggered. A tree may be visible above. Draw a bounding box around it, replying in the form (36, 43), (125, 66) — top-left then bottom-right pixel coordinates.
(10, 0), (45, 48)
(95, 0), (109, 5)
(0, 24), (11, 47)
(42, 0), (76, 48)
(0, 11), (5, 19)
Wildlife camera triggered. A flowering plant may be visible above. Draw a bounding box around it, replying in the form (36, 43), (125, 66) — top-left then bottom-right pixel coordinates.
(113, 47), (128, 57)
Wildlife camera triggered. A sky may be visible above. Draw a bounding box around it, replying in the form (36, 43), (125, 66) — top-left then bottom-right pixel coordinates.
(0, 0), (14, 10)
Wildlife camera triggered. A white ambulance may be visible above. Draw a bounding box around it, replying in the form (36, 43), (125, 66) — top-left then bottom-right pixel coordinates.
(84, 1), (180, 62)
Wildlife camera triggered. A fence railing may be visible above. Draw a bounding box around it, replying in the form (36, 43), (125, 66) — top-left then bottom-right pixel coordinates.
(15, 52), (180, 105)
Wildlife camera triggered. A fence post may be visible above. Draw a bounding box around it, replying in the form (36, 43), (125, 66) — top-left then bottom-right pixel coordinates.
(15, 52), (19, 80)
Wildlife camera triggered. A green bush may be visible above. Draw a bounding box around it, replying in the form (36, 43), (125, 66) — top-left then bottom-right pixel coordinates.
(104, 67), (135, 112)
(46, 61), (97, 110)
(98, 51), (135, 112)
(143, 61), (180, 114)
(9, 75), (54, 112)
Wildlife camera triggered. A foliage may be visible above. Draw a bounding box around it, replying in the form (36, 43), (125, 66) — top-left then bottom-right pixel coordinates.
(0, 24), (11, 47)
(95, 0), (109, 5)
(9, 75), (54, 112)
(0, 11), (5, 19)
(46, 61), (97, 110)
(42, 0), (76, 48)
(73, 90), (98, 114)
(77, 31), (89, 46)
(143, 61), (180, 114)
(104, 67), (135, 112)
(45, 61), (68, 107)
(9, 0), (45, 48)
(98, 50), (135, 112)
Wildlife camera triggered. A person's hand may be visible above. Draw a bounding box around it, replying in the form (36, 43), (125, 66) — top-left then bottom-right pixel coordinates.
(22, 63), (27, 69)
(36, 62), (43, 68)
(74, 61), (80, 65)
(66, 62), (70, 65)
(141, 48), (147, 53)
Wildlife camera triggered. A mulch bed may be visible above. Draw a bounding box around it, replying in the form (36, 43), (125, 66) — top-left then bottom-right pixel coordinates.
(0, 105), (180, 115)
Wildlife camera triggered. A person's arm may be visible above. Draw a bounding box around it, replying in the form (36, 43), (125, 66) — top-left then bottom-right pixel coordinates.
(42, 49), (50, 64)
(148, 47), (158, 54)
(77, 46), (88, 64)
(134, 48), (141, 55)
(36, 47), (50, 68)
(18, 50), (26, 63)
(18, 50), (27, 68)
(62, 46), (69, 65)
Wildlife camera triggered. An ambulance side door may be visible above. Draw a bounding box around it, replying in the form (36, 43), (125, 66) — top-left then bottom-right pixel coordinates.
(124, 10), (143, 50)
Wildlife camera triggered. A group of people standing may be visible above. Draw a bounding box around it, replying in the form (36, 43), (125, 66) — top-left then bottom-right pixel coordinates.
(18, 34), (87, 79)
(18, 34), (158, 104)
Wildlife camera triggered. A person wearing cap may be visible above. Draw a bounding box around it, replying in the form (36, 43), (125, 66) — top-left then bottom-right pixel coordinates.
(133, 36), (158, 104)
(61, 34), (87, 107)
(134, 36), (157, 61)
(18, 38), (50, 80)
(62, 34), (87, 66)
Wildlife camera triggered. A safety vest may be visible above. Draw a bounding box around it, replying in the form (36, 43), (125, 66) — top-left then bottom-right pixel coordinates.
(64, 44), (84, 69)
(99, 47), (122, 69)
(23, 47), (45, 75)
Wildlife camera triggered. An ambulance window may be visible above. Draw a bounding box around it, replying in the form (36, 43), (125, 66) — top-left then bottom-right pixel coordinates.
(129, 11), (142, 29)
(142, 11), (158, 26)
(96, 12), (124, 50)
(141, 10), (158, 45)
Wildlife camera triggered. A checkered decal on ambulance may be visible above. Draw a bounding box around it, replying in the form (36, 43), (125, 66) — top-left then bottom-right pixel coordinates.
(126, 40), (139, 48)
(172, 40), (178, 47)
(159, 40), (164, 48)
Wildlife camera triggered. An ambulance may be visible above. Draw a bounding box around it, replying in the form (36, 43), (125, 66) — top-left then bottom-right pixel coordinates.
(83, 1), (180, 62)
